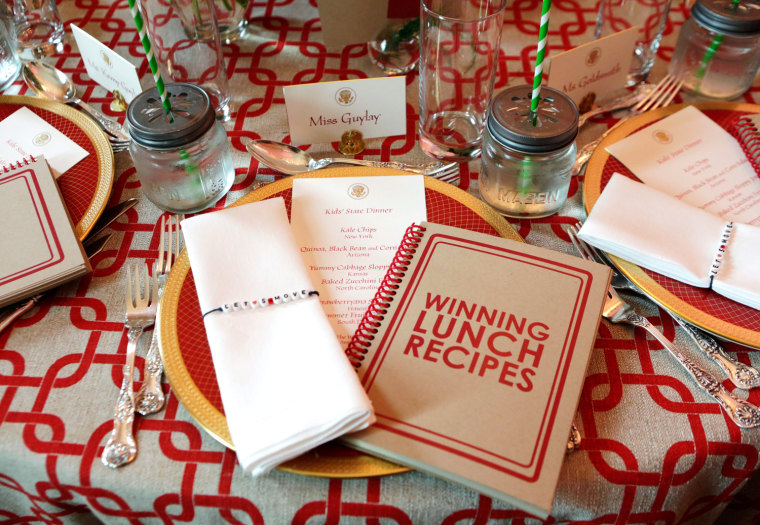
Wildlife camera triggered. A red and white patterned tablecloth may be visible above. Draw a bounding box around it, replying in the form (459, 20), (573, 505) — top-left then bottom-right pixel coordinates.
(2, 0), (760, 523)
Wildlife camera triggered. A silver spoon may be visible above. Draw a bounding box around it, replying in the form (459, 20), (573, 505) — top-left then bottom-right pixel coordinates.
(22, 61), (130, 142)
(246, 139), (457, 176)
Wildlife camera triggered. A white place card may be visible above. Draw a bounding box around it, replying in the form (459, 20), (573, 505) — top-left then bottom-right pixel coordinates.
(606, 105), (760, 226)
(290, 175), (427, 346)
(71, 24), (143, 103)
(283, 77), (406, 145)
(547, 27), (637, 110)
(0, 107), (89, 178)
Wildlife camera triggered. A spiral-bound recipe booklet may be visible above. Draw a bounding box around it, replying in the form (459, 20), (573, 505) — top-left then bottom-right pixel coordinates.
(0, 156), (90, 308)
(343, 222), (611, 518)
(730, 113), (760, 177)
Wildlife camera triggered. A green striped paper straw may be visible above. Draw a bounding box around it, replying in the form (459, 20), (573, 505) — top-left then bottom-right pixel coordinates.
(694, 0), (739, 91)
(127, 0), (172, 114)
(518, 0), (552, 211)
(695, 33), (724, 82)
(530, 0), (552, 119)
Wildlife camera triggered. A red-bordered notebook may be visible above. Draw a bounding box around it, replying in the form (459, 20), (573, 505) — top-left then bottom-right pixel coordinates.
(342, 222), (611, 518)
(730, 113), (760, 176)
(0, 156), (91, 308)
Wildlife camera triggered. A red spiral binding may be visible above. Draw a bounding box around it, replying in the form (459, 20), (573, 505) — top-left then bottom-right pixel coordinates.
(344, 223), (426, 368)
(1, 155), (36, 173)
(731, 115), (760, 176)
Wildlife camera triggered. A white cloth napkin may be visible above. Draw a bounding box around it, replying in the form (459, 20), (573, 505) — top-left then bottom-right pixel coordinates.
(182, 198), (375, 475)
(578, 173), (760, 309)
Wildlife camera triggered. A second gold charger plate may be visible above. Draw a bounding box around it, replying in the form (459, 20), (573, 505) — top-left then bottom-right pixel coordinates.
(584, 101), (760, 349)
(159, 167), (522, 478)
(0, 95), (114, 241)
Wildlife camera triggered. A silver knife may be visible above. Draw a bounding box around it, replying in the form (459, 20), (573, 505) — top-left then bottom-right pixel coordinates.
(83, 232), (114, 259)
(83, 198), (137, 247)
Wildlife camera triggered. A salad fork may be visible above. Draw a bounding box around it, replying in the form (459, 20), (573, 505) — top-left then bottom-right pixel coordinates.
(572, 73), (684, 176)
(567, 222), (760, 390)
(102, 263), (158, 468)
(135, 215), (182, 415)
(567, 225), (760, 429)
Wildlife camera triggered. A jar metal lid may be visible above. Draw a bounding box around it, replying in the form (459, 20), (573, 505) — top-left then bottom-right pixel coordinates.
(487, 85), (579, 154)
(692, 0), (760, 35)
(127, 83), (216, 149)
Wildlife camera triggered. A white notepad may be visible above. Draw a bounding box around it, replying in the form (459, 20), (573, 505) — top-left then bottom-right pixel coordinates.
(0, 156), (90, 307)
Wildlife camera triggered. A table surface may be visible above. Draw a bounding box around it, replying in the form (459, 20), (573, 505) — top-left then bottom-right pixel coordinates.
(2, 0), (760, 523)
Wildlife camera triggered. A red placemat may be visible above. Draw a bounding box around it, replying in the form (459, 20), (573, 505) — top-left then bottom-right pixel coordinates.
(0, 96), (113, 240)
(161, 170), (521, 476)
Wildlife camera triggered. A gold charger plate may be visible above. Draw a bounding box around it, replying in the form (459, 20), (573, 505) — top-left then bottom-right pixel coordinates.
(584, 101), (760, 348)
(159, 167), (522, 478)
(0, 95), (114, 241)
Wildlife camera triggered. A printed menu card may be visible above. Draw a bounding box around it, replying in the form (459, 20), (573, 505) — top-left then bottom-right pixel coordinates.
(606, 106), (760, 225)
(290, 174), (427, 346)
(0, 107), (88, 178)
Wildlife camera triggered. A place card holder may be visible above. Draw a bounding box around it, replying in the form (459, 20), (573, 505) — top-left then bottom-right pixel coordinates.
(338, 129), (365, 155)
(730, 114), (760, 176)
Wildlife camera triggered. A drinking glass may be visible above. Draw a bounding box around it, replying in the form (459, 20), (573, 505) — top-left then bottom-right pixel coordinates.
(595, 0), (672, 85)
(12, 0), (64, 58)
(418, 0), (506, 162)
(210, 0), (248, 44)
(0, 5), (20, 90)
(140, 0), (231, 120)
(368, 17), (420, 75)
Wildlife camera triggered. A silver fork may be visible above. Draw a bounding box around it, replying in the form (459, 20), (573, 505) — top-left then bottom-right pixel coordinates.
(111, 141), (129, 153)
(567, 225), (760, 429)
(568, 222), (760, 390)
(102, 263), (158, 468)
(134, 215), (182, 415)
(577, 82), (653, 127)
(572, 73), (685, 176)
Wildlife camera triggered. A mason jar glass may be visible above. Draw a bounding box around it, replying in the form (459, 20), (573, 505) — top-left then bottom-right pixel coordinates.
(127, 83), (234, 213)
(669, 0), (760, 100)
(479, 85), (578, 219)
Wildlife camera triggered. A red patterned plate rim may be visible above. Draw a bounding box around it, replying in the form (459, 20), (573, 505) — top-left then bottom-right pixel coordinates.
(584, 101), (760, 349)
(0, 95), (114, 240)
(158, 167), (522, 478)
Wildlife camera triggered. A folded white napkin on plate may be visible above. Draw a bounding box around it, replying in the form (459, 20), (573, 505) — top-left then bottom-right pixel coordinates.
(579, 173), (760, 310)
(182, 198), (375, 475)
